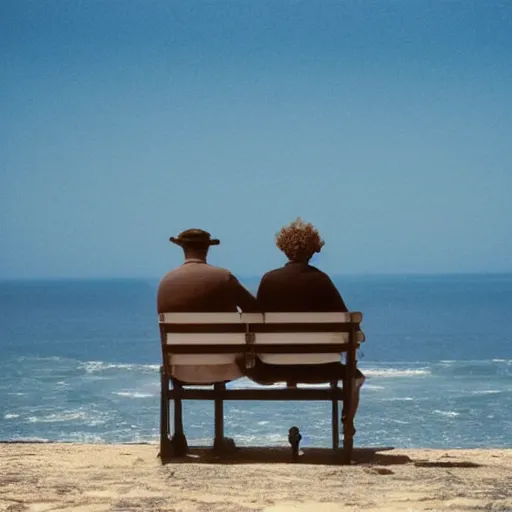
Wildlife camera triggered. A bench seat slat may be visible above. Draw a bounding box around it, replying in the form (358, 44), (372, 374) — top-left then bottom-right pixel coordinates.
(263, 312), (355, 323)
(166, 333), (246, 345)
(254, 332), (346, 344)
(159, 313), (263, 324)
(249, 323), (358, 333)
(159, 312), (363, 324)
(165, 331), (364, 344)
(164, 343), (351, 354)
(163, 324), (247, 334)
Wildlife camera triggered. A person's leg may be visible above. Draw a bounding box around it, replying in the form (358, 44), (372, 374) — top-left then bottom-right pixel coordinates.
(245, 359), (341, 386)
(244, 358), (292, 385)
(350, 371), (365, 419)
(341, 369), (365, 440)
(244, 360), (365, 419)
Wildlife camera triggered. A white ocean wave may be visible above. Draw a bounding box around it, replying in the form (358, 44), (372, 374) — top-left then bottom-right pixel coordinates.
(4, 413), (20, 419)
(436, 359), (512, 365)
(79, 361), (160, 374)
(297, 383), (331, 389)
(229, 379), (283, 390)
(187, 437), (215, 446)
(26, 408), (108, 425)
(112, 391), (154, 398)
(433, 410), (460, 417)
(363, 385), (385, 391)
(65, 433), (107, 443)
(27, 410), (90, 423)
(6, 436), (51, 443)
(364, 359), (511, 366)
(364, 368), (431, 378)
(381, 397), (414, 401)
(17, 356), (64, 363)
(471, 390), (503, 395)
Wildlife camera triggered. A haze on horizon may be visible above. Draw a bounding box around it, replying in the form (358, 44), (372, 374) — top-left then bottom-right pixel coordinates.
(1, 1), (511, 279)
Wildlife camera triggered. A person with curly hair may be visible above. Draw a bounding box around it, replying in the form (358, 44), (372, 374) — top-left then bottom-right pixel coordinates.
(246, 218), (365, 419)
(259, 217), (345, 311)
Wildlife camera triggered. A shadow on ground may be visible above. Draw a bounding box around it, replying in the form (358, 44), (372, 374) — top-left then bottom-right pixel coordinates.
(160, 446), (413, 466)
(413, 460), (482, 468)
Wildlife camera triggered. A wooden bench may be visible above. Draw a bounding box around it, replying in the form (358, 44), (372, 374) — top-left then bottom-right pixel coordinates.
(158, 311), (365, 463)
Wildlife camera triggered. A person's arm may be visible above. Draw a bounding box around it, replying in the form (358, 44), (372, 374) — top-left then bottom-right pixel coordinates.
(255, 274), (269, 308)
(322, 275), (349, 312)
(228, 274), (261, 312)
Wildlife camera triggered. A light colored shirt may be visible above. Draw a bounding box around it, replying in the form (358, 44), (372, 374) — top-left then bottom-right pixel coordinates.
(157, 260), (259, 384)
(170, 363), (243, 385)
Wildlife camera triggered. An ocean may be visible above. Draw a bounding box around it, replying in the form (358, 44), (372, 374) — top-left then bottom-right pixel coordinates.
(0, 275), (511, 449)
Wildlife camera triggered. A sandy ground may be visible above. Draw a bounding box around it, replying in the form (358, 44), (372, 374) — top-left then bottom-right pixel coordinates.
(1, 443), (511, 512)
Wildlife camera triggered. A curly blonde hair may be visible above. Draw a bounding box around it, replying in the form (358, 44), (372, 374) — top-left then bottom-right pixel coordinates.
(275, 217), (325, 262)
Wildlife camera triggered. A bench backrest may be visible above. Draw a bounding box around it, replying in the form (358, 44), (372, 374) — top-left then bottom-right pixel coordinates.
(159, 312), (364, 367)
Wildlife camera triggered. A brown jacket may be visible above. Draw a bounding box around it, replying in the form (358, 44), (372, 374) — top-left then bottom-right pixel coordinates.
(157, 261), (259, 384)
(157, 261), (259, 313)
(256, 262), (347, 312)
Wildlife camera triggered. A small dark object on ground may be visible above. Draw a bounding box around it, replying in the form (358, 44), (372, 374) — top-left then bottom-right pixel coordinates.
(288, 426), (302, 461)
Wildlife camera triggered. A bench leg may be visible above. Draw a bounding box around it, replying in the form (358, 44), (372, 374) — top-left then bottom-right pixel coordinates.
(159, 368), (173, 461)
(214, 382), (225, 444)
(170, 380), (188, 457)
(213, 383), (236, 454)
(213, 383), (225, 453)
(331, 380), (339, 451)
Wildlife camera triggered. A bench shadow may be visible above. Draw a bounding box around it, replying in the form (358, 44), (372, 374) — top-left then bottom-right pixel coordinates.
(413, 461), (482, 468)
(160, 446), (412, 466)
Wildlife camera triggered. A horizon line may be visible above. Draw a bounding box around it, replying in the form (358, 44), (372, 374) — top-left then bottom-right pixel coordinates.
(1, 271), (512, 282)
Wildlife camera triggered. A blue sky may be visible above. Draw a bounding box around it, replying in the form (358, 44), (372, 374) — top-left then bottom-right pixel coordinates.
(1, 1), (511, 278)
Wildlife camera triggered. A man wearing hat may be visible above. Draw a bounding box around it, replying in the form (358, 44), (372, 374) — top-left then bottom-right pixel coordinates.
(157, 228), (259, 454)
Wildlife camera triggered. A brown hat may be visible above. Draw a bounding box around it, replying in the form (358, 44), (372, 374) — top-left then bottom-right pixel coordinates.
(170, 228), (220, 247)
